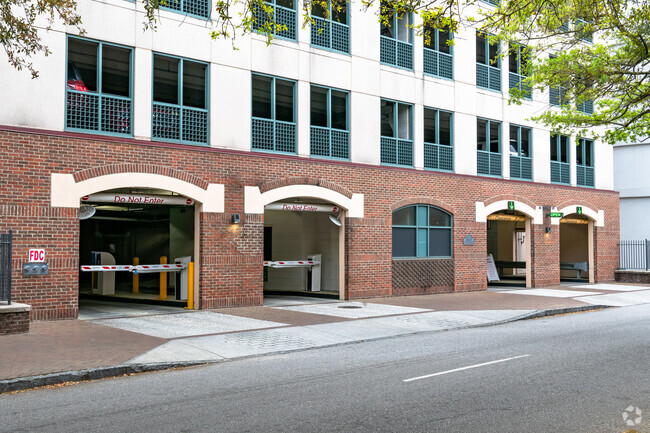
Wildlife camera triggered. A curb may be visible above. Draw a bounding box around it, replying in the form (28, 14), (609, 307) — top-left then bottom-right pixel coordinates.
(0, 304), (613, 394)
(0, 361), (212, 394)
(517, 304), (612, 320)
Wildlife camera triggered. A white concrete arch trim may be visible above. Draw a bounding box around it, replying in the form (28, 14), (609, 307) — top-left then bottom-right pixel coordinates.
(51, 173), (225, 213)
(245, 185), (364, 218)
(475, 200), (544, 225)
(553, 205), (604, 227)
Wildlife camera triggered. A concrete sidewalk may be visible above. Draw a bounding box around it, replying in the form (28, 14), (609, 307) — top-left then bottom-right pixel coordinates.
(2, 282), (650, 392)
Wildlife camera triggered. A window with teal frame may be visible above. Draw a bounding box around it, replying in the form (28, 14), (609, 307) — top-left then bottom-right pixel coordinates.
(477, 118), (501, 176)
(423, 25), (453, 79)
(480, 0), (499, 6)
(310, 85), (349, 159)
(380, 99), (413, 166)
(577, 98), (594, 114)
(550, 133), (570, 184)
(509, 45), (531, 99)
(476, 32), (501, 92)
(423, 108), (453, 172)
(576, 138), (594, 187)
(252, 0), (297, 41)
(311, 0), (349, 54)
(152, 54), (209, 145)
(380, 2), (413, 69)
(575, 19), (593, 43)
(549, 55), (568, 106)
(549, 84), (567, 106)
(392, 205), (453, 258)
(66, 37), (133, 136)
(252, 73), (296, 154)
(160, 0), (210, 19)
(509, 125), (532, 180)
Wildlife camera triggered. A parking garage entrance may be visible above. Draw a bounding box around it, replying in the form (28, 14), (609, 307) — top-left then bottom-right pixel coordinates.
(559, 213), (593, 283)
(486, 210), (531, 288)
(263, 198), (343, 299)
(79, 188), (196, 306)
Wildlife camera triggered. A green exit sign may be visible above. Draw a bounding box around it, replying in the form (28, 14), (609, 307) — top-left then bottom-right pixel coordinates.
(508, 201), (515, 210)
(548, 212), (564, 218)
(577, 206), (583, 214)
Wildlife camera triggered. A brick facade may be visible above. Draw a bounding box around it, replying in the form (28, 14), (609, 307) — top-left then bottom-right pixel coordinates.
(0, 126), (620, 320)
(0, 304), (31, 335)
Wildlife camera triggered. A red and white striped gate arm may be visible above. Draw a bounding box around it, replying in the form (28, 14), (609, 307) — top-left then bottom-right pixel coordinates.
(133, 264), (186, 274)
(263, 260), (320, 268)
(80, 264), (187, 273)
(80, 265), (133, 272)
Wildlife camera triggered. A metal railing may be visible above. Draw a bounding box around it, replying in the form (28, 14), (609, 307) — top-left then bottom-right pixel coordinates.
(477, 150), (502, 176)
(549, 86), (567, 106)
(551, 160), (570, 184)
(152, 103), (208, 145)
(252, 117), (297, 154)
(380, 36), (413, 70)
(0, 230), (12, 305)
(577, 99), (594, 114)
(423, 49), (453, 79)
(380, 136), (413, 166)
(424, 142), (453, 171)
(252, 2), (297, 40)
(576, 164), (595, 187)
(310, 126), (349, 159)
(510, 154), (532, 180)
(66, 91), (132, 136)
(476, 63), (501, 92)
(160, 0), (211, 19)
(311, 17), (349, 53)
(508, 72), (532, 99)
(619, 240), (650, 270)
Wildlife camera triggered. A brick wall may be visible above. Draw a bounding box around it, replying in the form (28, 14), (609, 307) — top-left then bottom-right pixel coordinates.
(0, 310), (30, 335)
(615, 271), (650, 284)
(0, 126), (620, 319)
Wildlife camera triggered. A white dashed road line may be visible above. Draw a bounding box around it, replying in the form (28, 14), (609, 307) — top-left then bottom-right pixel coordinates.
(402, 354), (531, 383)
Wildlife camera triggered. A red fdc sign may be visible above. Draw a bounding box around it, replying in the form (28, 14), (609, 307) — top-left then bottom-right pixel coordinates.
(29, 249), (45, 262)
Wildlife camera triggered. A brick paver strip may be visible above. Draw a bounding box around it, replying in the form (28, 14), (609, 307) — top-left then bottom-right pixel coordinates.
(0, 320), (166, 380)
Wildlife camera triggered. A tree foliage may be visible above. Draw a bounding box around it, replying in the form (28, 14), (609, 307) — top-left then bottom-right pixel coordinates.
(480, 0), (650, 144)
(1, 0), (83, 77)
(3, 0), (650, 143)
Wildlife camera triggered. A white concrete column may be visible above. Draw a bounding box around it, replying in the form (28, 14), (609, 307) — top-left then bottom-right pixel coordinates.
(133, 47), (152, 140)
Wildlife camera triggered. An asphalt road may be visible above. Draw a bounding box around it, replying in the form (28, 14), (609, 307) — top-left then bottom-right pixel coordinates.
(2, 305), (649, 433)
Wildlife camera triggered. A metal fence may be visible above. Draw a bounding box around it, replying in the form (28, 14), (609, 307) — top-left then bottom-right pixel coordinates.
(0, 230), (12, 304)
(619, 240), (650, 270)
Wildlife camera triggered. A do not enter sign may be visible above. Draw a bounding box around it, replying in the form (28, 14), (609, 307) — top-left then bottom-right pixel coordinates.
(29, 249), (45, 262)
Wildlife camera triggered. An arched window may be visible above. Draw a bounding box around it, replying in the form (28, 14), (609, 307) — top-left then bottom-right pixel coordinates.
(392, 205), (453, 258)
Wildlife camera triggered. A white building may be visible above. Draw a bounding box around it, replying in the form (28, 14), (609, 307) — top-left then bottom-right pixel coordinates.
(0, 0), (619, 321)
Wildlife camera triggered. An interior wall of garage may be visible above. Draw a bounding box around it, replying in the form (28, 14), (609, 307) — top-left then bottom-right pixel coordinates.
(170, 207), (194, 261)
(265, 210), (339, 292)
(560, 223), (589, 278)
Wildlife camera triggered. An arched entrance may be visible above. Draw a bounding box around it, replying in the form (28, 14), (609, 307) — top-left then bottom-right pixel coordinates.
(478, 200), (541, 289)
(78, 187), (197, 306)
(556, 205), (599, 283)
(51, 171), (224, 310)
(263, 198), (345, 299)
(245, 184), (364, 301)
(486, 210), (532, 288)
